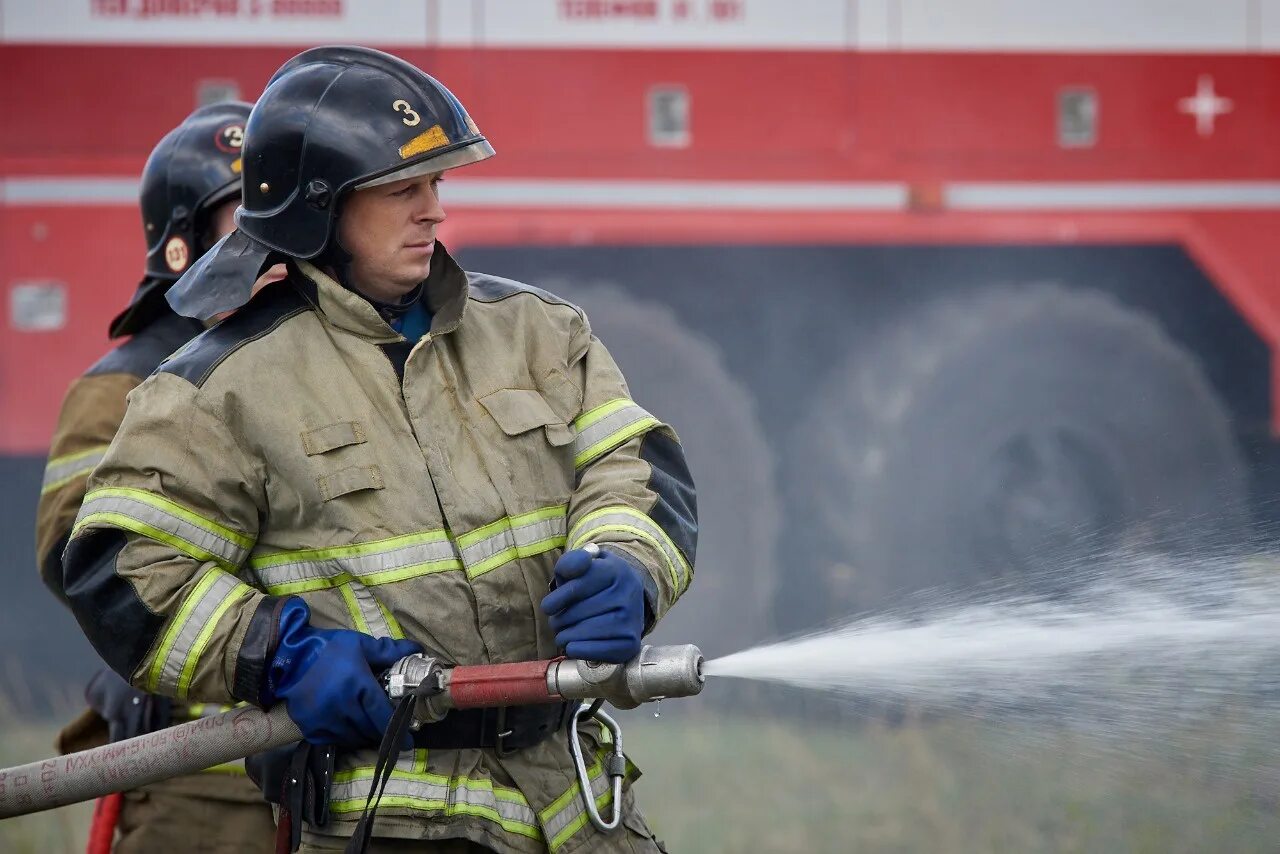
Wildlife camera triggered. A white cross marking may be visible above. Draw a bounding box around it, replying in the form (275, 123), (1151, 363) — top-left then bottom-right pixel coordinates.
(1178, 75), (1233, 137)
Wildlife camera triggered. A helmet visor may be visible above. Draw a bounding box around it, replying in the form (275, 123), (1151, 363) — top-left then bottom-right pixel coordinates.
(355, 139), (494, 190)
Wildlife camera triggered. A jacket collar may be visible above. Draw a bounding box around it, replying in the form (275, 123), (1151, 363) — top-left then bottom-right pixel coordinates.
(293, 242), (469, 342)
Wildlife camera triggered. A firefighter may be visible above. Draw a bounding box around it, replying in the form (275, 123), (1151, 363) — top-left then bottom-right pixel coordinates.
(63, 46), (695, 853)
(35, 102), (278, 853)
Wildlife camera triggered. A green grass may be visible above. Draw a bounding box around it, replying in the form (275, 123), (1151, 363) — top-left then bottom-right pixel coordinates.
(621, 708), (1280, 853)
(3, 709), (1278, 853)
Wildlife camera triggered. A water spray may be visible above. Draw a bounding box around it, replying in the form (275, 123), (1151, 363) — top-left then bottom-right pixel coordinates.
(6, 552), (1280, 828)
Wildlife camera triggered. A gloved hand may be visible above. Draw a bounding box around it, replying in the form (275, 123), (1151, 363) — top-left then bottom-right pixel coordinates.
(263, 598), (421, 749)
(540, 547), (646, 663)
(85, 667), (171, 743)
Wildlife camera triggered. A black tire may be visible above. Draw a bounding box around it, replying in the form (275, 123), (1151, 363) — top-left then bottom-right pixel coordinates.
(543, 281), (781, 660)
(779, 285), (1249, 631)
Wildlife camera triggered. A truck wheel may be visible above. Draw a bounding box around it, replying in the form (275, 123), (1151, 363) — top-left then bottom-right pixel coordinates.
(551, 283), (780, 659)
(779, 285), (1249, 630)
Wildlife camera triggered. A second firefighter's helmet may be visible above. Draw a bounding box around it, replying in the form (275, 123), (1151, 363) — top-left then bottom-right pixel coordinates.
(111, 101), (251, 337)
(141, 101), (252, 280)
(237, 45), (493, 259)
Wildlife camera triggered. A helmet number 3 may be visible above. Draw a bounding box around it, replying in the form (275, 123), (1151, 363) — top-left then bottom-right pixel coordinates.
(393, 100), (421, 127)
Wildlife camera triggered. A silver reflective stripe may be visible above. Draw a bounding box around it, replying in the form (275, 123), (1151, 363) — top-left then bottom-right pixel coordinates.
(543, 763), (612, 849)
(570, 508), (690, 591)
(76, 490), (250, 567)
(154, 572), (245, 695)
(459, 512), (567, 576)
(455, 782), (540, 828)
(572, 402), (658, 468)
(329, 775), (540, 832)
(347, 581), (394, 639)
(41, 447), (108, 493)
(251, 536), (458, 590)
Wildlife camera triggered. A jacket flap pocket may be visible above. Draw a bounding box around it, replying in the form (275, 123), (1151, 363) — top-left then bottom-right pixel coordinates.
(302, 421), (367, 456)
(478, 389), (564, 437)
(317, 464), (384, 501)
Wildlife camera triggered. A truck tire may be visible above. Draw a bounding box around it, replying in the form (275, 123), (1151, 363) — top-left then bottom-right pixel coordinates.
(550, 282), (781, 659)
(779, 285), (1249, 631)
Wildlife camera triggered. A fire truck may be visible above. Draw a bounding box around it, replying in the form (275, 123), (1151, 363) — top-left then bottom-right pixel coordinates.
(2, 1), (1279, 680)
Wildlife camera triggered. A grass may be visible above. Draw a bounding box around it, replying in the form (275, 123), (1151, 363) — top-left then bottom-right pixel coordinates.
(3, 706), (1278, 853)
(620, 705), (1280, 854)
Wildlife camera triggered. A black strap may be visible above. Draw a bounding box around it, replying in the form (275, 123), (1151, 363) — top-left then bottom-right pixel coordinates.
(285, 745), (309, 853)
(411, 702), (572, 752)
(344, 695), (418, 854)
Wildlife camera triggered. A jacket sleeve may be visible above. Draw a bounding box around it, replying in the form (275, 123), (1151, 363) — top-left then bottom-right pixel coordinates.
(35, 372), (140, 602)
(563, 311), (697, 624)
(62, 372), (283, 706)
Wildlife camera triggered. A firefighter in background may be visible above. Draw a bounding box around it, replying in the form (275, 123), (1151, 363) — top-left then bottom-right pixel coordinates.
(62, 46), (694, 853)
(35, 102), (277, 854)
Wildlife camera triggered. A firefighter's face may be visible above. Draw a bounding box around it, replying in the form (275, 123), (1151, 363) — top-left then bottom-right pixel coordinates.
(201, 198), (239, 252)
(339, 172), (446, 303)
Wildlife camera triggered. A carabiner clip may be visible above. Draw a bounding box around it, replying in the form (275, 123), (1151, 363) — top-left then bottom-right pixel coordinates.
(568, 699), (626, 833)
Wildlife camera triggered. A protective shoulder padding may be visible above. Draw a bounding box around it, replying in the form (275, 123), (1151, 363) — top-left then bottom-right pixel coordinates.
(160, 280), (310, 388)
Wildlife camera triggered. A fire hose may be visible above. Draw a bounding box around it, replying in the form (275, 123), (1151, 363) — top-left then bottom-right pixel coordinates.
(0, 644), (704, 829)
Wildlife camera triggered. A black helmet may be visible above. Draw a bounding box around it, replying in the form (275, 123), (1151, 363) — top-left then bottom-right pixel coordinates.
(238, 45), (493, 259)
(167, 46), (492, 321)
(111, 101), (251, 337)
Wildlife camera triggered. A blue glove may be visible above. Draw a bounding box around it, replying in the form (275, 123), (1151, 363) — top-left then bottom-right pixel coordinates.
(540, 548), (646, 663)
(84, 668), (171, 743)
(263, 598), (421, 749)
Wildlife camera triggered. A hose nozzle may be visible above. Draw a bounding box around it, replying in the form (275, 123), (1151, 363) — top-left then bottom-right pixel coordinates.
(548, 644), (705, 709)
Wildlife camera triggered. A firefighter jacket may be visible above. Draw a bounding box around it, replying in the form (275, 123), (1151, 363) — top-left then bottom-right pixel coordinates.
(36, 308), (202, 599)
(36, 306), (268, 808)
(64, 244), (697, 853)
(35, 303), (272, 824)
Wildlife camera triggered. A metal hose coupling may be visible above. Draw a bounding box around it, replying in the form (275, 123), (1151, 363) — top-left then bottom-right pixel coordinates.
(547, 644), (705, 709)
(384, 644), (706, 716)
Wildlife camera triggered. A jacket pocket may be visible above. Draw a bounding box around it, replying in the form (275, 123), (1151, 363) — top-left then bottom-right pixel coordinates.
(478, 388), (574, 447)
(301, 421), (367, 456)
(317, 464), (384, 501)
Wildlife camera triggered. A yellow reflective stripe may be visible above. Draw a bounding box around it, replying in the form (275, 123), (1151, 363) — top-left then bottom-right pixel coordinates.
(147, 570), (252, 697)
(201, 759), (248, 775)
(250, 529), (460, 591)
(328, 768), (541, 840)
(74, 487), (252, 569)
(540, 751), (639, 852)
(456, 504), (567, 579)
(177, 578), (251, 698)
(338, 583), (371, 634)
(258, 569), (353, 596)
(73, 511), (234, 570)
(572, 398), (660, 468)
(251, 504), (566, 600)
(378, 601), (406, 640)
(41, 445), (109, 494)
(81, 487), (252, 549)
(180, 703), (237, 719)
(574, 398), (633, 431)
(570, 506), (691, 592)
